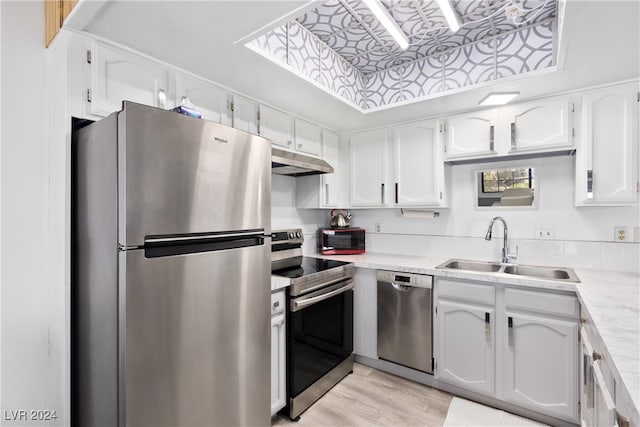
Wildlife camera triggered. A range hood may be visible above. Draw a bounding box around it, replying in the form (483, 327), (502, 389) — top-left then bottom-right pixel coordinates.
(272, 147), (334, 176)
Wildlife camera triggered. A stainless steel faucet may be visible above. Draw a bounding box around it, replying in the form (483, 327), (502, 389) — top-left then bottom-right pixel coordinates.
(485, 216), (517, 264)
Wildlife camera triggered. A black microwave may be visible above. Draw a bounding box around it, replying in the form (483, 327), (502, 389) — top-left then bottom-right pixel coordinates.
(318, 228), (365, 255)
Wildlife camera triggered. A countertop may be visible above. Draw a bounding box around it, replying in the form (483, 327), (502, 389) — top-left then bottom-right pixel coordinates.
(270, 252), (640, 417)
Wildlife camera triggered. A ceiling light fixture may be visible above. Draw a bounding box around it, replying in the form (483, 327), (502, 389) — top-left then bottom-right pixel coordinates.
(479, 92), (520, 106)
(362, 0), (409, 50)
(436, 0), (461, 33)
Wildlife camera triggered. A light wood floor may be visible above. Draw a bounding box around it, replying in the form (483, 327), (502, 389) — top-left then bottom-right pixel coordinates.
(272, 363), (453, 426)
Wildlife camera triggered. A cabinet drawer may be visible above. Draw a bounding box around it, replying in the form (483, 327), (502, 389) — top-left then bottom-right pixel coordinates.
(505, 288), (578, 318)
(271, 290), (285, 316)
(436, 279), (495, 305)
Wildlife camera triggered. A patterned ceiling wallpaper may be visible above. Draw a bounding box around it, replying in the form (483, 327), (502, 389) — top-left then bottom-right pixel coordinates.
(247, 0), (560, 111)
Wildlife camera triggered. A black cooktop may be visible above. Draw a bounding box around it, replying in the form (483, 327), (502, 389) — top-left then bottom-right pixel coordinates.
(272, 257), (351, 279)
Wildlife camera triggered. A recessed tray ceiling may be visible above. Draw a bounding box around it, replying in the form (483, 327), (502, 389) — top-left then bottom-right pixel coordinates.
(248, 0), (562, 111)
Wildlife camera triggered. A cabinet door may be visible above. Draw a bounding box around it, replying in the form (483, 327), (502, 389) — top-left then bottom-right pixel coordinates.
(508, 97), (573, 151)
(353, 268), (378, 359)
(232, 95), (258, 134)
(90, 42), (168, 117)
(580, 327), (595, 426)
(295, 118), (322, 157)
(175, 74), (232, 126)
(503, 312), (578, 421)
(436, 300), (495, 396)
(270, 312), (286, 416)
(322, 129), (348, 207)
(592, 361), (616, 427)
(393, 119), (443, 206)
(446, 110), (497, 158)
(579, 84), (638, 205)
(259, 105), (293, 148)
(349, 129), (388, 207)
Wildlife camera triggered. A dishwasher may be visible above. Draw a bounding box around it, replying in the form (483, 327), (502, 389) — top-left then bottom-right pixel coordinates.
(377, 270), (433, 373)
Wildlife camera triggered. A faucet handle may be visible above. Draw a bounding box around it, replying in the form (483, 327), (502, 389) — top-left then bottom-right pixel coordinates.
(506, 245), (518, 262)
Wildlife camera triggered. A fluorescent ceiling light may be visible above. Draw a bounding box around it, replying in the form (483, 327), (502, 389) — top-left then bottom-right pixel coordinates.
(436, 0), (461, 33)
(479, 92), (520, 106)
(362, 0), (409, 50)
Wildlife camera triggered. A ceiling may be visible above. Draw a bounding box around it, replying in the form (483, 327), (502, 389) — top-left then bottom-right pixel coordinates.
(296, 0), (557, 75)
(249, 0), (559, 110)
(67, 1), (639, 132)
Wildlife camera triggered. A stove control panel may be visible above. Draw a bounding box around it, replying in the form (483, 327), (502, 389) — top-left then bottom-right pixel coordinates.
(272, 229), (304, 248)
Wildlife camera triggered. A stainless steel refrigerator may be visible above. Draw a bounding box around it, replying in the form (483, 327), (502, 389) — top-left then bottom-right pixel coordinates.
(73, 102), (271, 426)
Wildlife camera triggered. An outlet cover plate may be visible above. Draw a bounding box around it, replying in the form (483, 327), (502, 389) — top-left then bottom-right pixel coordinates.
(614, 226), (629, 242)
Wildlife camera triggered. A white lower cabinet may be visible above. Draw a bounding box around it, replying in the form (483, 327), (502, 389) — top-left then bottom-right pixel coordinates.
(270, 290), (286, 416)
(435, 278), (579, 423)
(503, 312), (578, 420)
(579, 312), (634, 427)
(436, 299), (495, 395)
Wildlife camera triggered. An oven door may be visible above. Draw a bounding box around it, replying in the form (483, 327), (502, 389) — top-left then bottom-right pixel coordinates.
(287, 279), (354, 399)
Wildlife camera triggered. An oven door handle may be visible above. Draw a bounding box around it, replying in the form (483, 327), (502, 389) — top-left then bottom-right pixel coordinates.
(291, 279), (354, 312)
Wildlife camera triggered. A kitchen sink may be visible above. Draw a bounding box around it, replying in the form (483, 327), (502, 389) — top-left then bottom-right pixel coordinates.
(438, 259), (502, 272)
(436, 258), (580, 282)
(502, 265), (579, 282)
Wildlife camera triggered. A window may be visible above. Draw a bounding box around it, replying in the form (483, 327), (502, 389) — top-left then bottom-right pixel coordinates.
(481, 168), (534, 193)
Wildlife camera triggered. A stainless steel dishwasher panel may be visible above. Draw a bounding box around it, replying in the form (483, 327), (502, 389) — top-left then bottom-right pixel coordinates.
(377, 270), (433, 373)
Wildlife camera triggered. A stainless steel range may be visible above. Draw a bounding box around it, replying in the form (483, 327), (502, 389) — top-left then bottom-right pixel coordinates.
(271, 229), (355, 421)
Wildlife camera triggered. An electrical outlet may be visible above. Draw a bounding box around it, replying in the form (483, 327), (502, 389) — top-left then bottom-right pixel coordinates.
(535, 226), (555, 239)
(375, 223), (382, 233)
(614, 226), (629, 242)
(634, 226), (640, 243)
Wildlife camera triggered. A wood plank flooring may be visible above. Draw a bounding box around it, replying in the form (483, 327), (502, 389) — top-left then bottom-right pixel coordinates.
(272, 363), (453, 426)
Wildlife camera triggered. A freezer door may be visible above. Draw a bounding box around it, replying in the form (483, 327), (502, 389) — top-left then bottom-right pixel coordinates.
(119, 242), (270, 426)
(118, 102), (271, 246)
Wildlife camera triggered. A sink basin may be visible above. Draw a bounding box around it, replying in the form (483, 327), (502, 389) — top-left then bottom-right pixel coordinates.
(502, 265), (580, 282)
(436, 258), (580, 282)
(437, 259), (502, 272)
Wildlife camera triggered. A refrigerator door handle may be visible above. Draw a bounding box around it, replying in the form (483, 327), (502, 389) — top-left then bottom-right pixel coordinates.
(144, 229), (265, 245)
(144, 230), (266, 258)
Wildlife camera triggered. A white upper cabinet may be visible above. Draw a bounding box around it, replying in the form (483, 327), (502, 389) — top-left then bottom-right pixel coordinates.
(296, 128), (349, 209)
(232, 95), (258, 135)
(445, 109), (497, 159)
(575, 83), (638, 206)
(506, 96), (574, 152)
(175, 74), (232, 126)
(443, 96), (575, 161)
(393, 119), (446, 206)
(89, 42), (169, 117)
(349, 129), (389, 207)
(259, 104), (294, 148)
(322, 129), (348, 207)
(294, 118), (322, 157)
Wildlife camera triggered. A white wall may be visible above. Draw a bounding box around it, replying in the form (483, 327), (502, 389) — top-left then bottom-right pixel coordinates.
(1, 1), (51, 423)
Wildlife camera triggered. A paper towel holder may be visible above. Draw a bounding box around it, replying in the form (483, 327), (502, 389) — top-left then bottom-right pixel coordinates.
(400, 208), (440, 219)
